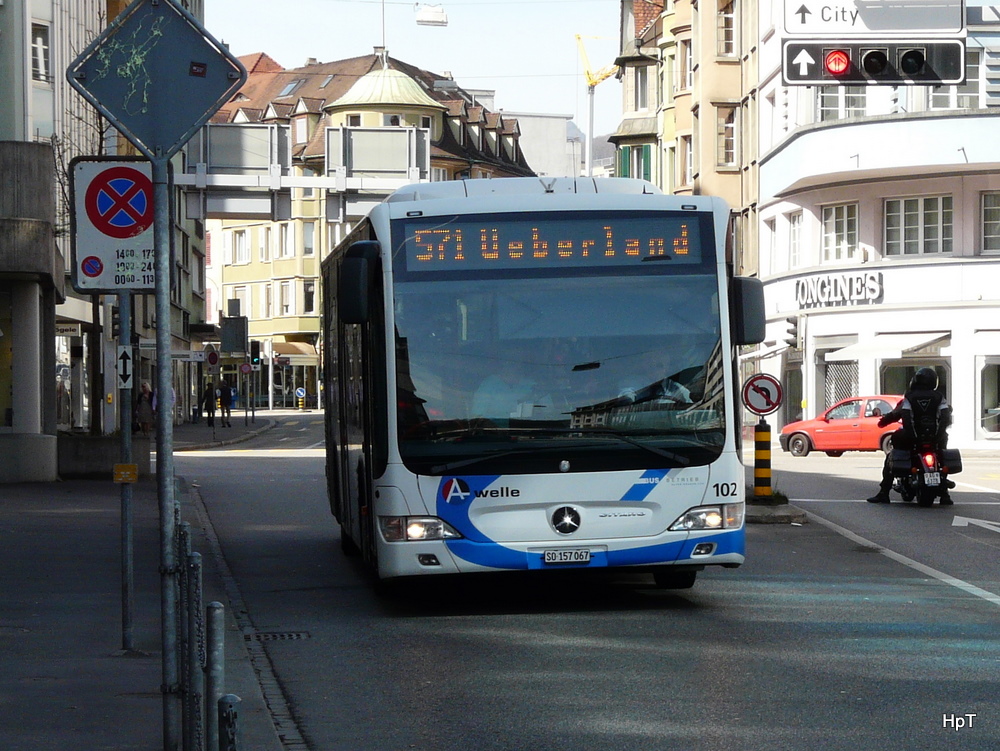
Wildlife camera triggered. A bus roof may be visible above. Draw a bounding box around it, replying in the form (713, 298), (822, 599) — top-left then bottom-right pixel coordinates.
(385, 177), (663, 203)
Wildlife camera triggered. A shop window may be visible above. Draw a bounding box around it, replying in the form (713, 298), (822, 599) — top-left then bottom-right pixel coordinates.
(982, 361), (1000, 435)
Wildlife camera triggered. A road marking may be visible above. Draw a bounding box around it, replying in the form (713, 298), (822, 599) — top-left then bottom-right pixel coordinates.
(794, 498), (1000, 505)
(804, 509), (1000, 608)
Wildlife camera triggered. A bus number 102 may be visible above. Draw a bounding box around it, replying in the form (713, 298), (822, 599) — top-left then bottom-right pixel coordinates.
(713, 482), (738, 497)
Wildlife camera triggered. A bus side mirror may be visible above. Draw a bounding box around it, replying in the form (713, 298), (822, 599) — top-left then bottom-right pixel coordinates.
(731, 276), (765, 346)
(338, 241), (381, 324)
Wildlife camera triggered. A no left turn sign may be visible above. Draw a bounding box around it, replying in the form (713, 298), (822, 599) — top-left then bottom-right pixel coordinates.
(742, 374), (783, 416)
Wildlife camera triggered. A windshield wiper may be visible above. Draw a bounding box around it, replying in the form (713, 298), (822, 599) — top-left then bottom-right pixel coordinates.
(493, 427), (692, 466)
(430, 449), (530, 474)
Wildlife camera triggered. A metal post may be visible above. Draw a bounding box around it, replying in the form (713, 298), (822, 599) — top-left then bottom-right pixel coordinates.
(187, 552), (205, 751)
(205, 602), (225, 751)
(120, 291), (135, 652)
(754, 418), (772, 498)
(219, 695), (241, 751)
(177, 523), (191, 748)
(153, 154), (181, 750)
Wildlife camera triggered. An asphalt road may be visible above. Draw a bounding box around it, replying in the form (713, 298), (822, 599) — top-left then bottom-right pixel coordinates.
(177, 418), (1000, 751)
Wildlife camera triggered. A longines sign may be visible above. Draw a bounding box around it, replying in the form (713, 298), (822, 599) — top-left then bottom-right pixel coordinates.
(794, 271), (883, 308)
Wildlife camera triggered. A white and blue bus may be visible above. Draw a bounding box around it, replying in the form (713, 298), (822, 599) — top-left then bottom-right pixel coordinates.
(321, 178), (764, 587)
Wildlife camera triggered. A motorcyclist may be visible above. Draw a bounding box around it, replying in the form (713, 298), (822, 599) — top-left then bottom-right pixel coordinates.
(866, 367), (953, 505)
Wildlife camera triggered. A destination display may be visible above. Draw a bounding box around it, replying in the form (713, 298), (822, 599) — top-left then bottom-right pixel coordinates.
(399, 212), (706, 271)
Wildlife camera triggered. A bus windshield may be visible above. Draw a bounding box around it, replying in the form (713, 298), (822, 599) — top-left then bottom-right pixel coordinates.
(392, 270), (726, 475)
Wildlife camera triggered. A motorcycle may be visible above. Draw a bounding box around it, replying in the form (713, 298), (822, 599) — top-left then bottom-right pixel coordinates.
(890, 442), (962, 507)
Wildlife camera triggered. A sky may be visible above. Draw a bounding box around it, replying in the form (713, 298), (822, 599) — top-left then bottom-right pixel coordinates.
(203, 0), (624, 137)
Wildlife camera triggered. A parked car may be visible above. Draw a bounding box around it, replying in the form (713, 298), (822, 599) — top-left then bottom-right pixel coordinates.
(779, 395), (904, 457)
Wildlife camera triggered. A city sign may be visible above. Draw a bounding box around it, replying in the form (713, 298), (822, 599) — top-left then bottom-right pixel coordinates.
(70, 157), (156, 294)
(784, 0), (966, 38)
(782, 38), (965, 85)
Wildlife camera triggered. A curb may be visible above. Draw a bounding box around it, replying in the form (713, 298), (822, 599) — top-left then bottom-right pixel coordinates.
(747, 502), (808, 524)
(174, 419), (277, 452)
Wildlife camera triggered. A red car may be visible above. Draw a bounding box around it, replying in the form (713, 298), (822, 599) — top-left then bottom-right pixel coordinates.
(779, 395), (904, 457)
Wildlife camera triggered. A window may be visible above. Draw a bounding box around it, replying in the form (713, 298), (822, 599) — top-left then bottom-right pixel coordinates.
(303, 222), (315, 256)
(634, 66), (649, 111)
(788, 211), (803, 268)
(617, 145), (652, 181)
(383, 114), (403, 126)
(678, 40), (693, 91)
(716, 105), (737, 167)
(822, 203), (858, 262)
(304, 281), (316, 314)
(232, 286), (249, 317)
(885, 196), (953, 256)
(320, 74), (334, 89)
(264, 283), (273, 318)
(294, 117), (308, 144)
(347, 114), (361, 127)
(279, 223), (294, 258)
(277, 79), (304, 97)
(931, 49), (982, 110)
(259, 226), (271, 262)
(31, 24), (51, 83)
(279, 281), (293, 315)
(717, 2), (736, 57)
(819, 86), (865, 121)
(679, 135), (693, 186)
(421, 115), (433, 130)
(983, 193), (1000, 252)
(233, 230), (250, 264)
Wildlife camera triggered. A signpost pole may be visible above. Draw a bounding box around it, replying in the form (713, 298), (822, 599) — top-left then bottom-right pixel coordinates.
(152, 155), (181, 749)
(119, 291), (136, 653)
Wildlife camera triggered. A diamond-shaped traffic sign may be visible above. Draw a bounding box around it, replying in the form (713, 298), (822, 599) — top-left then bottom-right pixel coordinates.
(66, 0), (246, 160)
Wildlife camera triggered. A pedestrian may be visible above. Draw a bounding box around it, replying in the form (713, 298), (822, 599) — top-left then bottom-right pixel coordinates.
(218, 378), (233, 427)
(136, 382), (155, 436)
(202, 382), (217, 427)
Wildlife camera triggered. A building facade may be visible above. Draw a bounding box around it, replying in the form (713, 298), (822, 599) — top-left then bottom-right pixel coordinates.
(755, 5), (1000, 449)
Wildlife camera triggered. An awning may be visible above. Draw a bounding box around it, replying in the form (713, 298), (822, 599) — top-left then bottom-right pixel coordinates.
(272, 342), (319, 366)
(824, 332), (948, 362)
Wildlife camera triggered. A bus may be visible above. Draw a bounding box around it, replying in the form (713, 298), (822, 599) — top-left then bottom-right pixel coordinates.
(321, 177), (764, 588)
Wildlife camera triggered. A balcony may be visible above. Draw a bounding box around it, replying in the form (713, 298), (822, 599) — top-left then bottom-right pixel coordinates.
(759, 110), (1000, 202)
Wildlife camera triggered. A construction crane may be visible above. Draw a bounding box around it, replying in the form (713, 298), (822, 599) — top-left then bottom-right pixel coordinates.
(575, 34), (618, 175)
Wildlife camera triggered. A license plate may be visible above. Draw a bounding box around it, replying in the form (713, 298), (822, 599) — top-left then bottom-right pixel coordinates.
(543, 549), (591, 565)
(925, 472), (941, 487)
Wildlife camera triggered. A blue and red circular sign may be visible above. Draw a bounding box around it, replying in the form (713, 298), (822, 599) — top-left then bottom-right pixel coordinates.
(80, 256), (104, 278)
(84, 166), (154, 239)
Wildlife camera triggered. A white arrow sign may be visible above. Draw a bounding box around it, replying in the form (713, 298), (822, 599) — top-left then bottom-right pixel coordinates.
(951, 515), (1000, 534)
(792, 48), (816, 75)
(117, 345), (133, 389)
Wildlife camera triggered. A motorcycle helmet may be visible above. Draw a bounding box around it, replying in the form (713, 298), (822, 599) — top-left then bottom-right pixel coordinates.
(910, 367), (938, 390)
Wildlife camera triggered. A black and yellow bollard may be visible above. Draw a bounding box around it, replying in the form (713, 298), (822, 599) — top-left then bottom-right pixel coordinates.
(754, 418), (772, 498)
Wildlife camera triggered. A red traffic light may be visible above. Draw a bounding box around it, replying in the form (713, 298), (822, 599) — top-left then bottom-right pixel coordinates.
(824, 49), (851, 76)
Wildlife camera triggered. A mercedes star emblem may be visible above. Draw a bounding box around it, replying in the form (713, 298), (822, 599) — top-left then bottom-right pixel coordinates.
(552, 506), (581, 535)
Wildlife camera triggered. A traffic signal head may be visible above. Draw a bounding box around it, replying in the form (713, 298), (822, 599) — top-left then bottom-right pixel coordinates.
(110, 306), (121, 339)
(898, 47), (927, 76)
(784, 40), (964, 86)
(784, 316), (800, 349)
(861, 48), (890, 77)
(823, 48), (851, 77)
(250, 339), (261, 364)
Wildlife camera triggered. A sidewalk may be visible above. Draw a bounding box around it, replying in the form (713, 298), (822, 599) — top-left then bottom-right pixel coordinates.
(0, 413), (288, 750)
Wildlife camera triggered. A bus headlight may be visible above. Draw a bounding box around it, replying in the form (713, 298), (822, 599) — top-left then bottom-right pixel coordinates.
(379, 516), (463, 542)
(669, 503), (744, 531)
